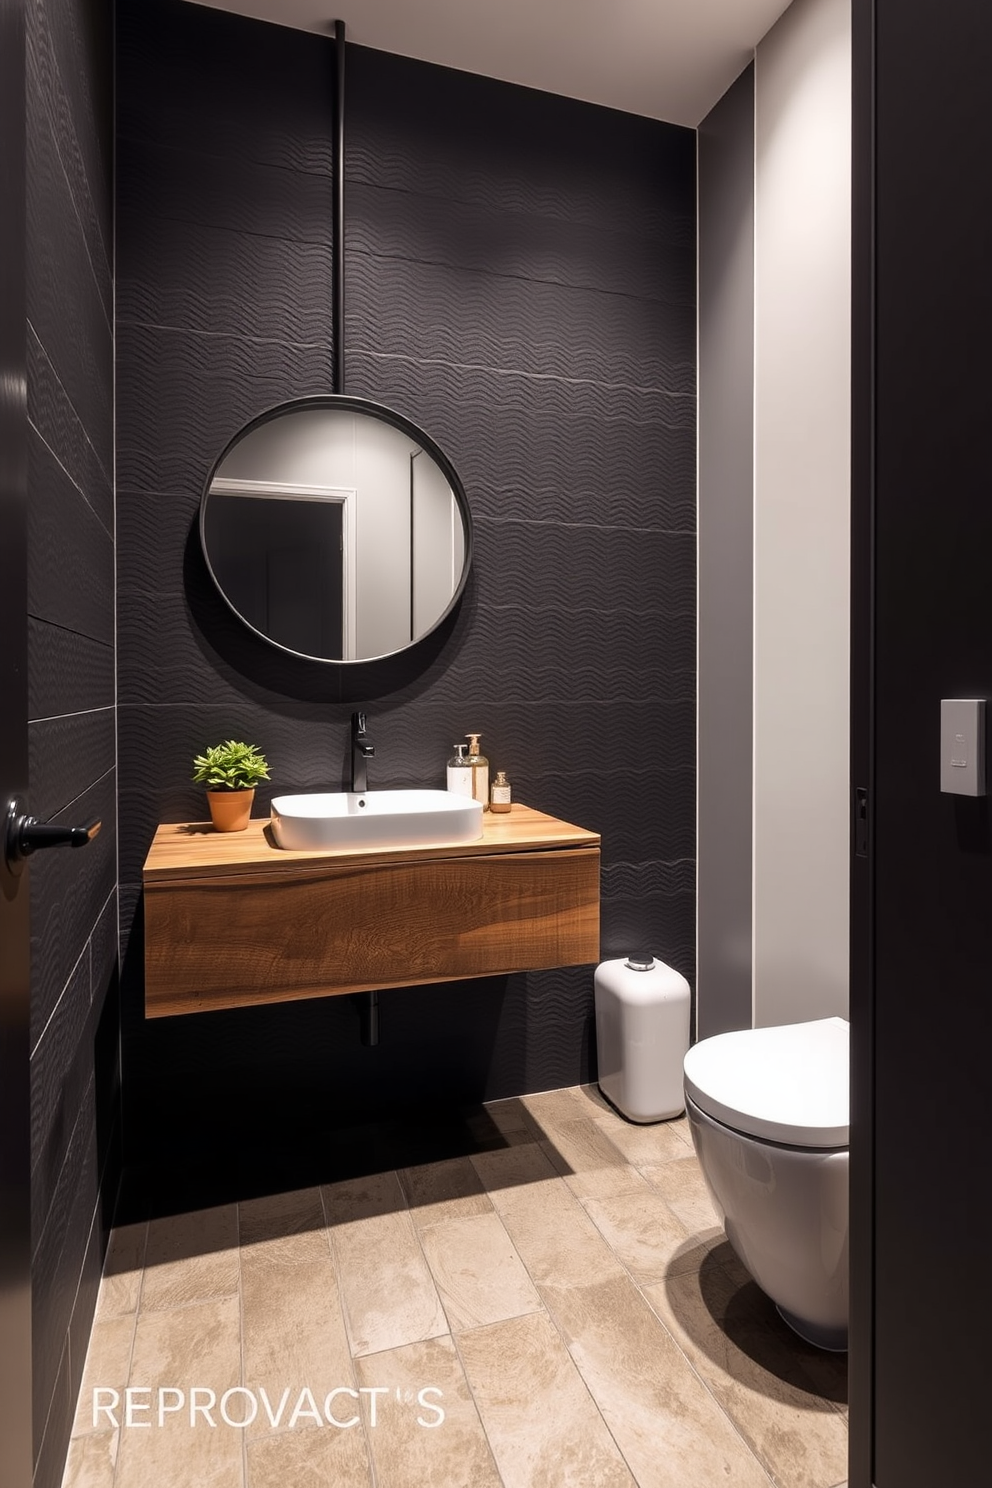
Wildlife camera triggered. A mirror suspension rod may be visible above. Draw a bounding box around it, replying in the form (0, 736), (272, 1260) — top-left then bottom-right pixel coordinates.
(360, 991), (379, 1047)
(332, 18), (346, 395)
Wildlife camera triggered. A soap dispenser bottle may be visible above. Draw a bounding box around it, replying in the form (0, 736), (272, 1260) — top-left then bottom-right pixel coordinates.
(465, 733), (490, 810)
(490, 769), (512, 813)
(447, 743), (472, 796)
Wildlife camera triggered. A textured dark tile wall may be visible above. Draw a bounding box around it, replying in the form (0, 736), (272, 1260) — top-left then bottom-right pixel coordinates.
(115, 0), (695, 1197)
(26, 1), (118, 1485)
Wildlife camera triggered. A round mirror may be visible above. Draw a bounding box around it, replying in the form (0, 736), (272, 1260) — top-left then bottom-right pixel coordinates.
(200, 396), (473, 664)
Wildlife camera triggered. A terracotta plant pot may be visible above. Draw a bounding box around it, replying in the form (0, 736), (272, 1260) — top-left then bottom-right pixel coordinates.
(206, 788), (255, 832)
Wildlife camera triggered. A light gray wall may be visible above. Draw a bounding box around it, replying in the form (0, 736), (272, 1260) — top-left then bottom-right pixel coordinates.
(753, 0), (851, 1027)
(696, 62), (755, 1040)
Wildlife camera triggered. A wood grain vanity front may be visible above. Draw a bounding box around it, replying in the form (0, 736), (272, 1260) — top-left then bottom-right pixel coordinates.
(142, 805), (600, 1017)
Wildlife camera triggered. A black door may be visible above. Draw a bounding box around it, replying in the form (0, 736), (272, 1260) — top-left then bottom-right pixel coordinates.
(0, 2), (32, 1484)
(851, 2), (992, 1483)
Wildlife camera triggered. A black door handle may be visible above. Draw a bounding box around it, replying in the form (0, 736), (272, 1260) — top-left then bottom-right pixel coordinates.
(4, 797), (102, 875)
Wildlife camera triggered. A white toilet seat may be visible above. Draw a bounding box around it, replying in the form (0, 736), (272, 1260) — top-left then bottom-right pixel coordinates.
(683, 1016), (849, 1147)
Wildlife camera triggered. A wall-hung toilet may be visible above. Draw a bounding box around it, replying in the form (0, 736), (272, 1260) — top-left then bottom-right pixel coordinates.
(683, 1016), (849, 1351)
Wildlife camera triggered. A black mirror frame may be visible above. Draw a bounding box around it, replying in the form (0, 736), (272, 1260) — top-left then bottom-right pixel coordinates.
(199, 394), (474, 666)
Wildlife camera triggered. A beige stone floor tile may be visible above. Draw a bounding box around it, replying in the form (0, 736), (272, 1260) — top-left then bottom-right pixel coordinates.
(115, 1295), (244, 1488)
(321, 1168), (407, 1226)
(665, 1112), (694, 1145)
(419, 1211), (541, 1332)
(481, 1161), (626, 1289)
(569, 1081), (617, 1116)
(644, 1264), (848, 1488)
(541, 1117), (653, 1200)
(466, 1095), (536, 1147)
(704, 1236), (755, 1289)
(457, 1311), (636, 1487)
(141, 1205), (239, 1313)
(641, 1154), (723, 1235)
(238, 1188), (330, 1265)
(519, 1085), (592, 1134)
(398, 1156), (494, 1227)
(575, 1082), (692, 1137)
(97, 1221), (147, 1318)
(246, 1424), (372, 1488)
(354, 1334), (501, 1488)
(593, 1110), (695, 1168)
(72, 1313), (138, 1437)
(542, 1271), (774, 1488)
(580, 1186), (701, 1285)
(323, 1171), (447, 1357)
(60, 1429), (118, 1488)
(723, 1261), (848, 1415)
(241, 1250), (355, 1440)
(470, 1139), (561, 1206)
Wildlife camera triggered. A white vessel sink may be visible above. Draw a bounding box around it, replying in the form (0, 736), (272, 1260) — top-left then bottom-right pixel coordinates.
(270, 788), (484, 852)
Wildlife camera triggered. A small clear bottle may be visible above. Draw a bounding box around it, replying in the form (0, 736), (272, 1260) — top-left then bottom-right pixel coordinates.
(490, 770), (512, 813)
(465, 733), (490, 810)
(447, 743), (472, 796)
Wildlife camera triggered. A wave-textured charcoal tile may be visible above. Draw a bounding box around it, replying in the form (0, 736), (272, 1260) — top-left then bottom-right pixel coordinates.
(117, 215), (334, 345)
(116, 1), (696, 1180)
(347, 179), (692, 307)
(31, 0), (112, 247)
(117, 0), (335, 173)
(31, 1082), (98, 1456)
(115, 321), (334, 494)
(346, 44), (695, 243)
(117, 697), (693, 807)
(29, 708), (114, 824)
(27, 3), (111, 312)
(343, 352), (696, 512)
(90, 888), (120, 1015)
(472, 520), (697, 612)
(30, 774), (117, 1051)
(346, 249), (695, 391)
(30, 955), (91, 1216)
(28, 619), (113, 719)
(117, 584), (694, 710)
(26, 96), (112, 442)
(117, 693), (694, 901)
(28, 325), (112, 510)
(117, 135), (336, 243)
(28, 426), (114, 643)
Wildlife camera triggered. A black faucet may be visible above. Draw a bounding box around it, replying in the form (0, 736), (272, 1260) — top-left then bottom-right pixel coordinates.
(350, 711), (375, 793)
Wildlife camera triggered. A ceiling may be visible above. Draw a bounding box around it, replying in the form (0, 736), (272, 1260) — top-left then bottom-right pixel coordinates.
(188, 0), (794, 128)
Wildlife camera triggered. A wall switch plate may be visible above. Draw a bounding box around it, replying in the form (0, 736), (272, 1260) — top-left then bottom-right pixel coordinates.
(940, 699), (986, 795)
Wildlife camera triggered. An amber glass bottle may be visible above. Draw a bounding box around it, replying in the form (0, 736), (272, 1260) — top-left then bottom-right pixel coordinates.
(490, 770), (512, 813)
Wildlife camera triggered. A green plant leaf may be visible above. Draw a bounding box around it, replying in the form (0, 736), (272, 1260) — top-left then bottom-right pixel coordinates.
(191, 739), (270, 790)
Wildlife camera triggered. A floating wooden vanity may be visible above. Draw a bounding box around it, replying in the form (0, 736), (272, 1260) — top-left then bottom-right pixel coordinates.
(142, 804), (600, 1017)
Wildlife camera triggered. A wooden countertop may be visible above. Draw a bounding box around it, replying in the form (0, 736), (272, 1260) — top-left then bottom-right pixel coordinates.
(143, 803), (600, 885)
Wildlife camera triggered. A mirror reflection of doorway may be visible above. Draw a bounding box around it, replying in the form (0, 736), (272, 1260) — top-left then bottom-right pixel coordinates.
(201, 399), (472, 664)
(205, 481), (355, 658)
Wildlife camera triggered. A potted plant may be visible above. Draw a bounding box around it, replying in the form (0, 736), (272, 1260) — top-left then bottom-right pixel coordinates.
(192, 739), (270, 832)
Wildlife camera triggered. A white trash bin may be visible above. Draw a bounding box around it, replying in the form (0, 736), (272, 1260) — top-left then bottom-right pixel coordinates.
(594, 954), (691, 1123)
